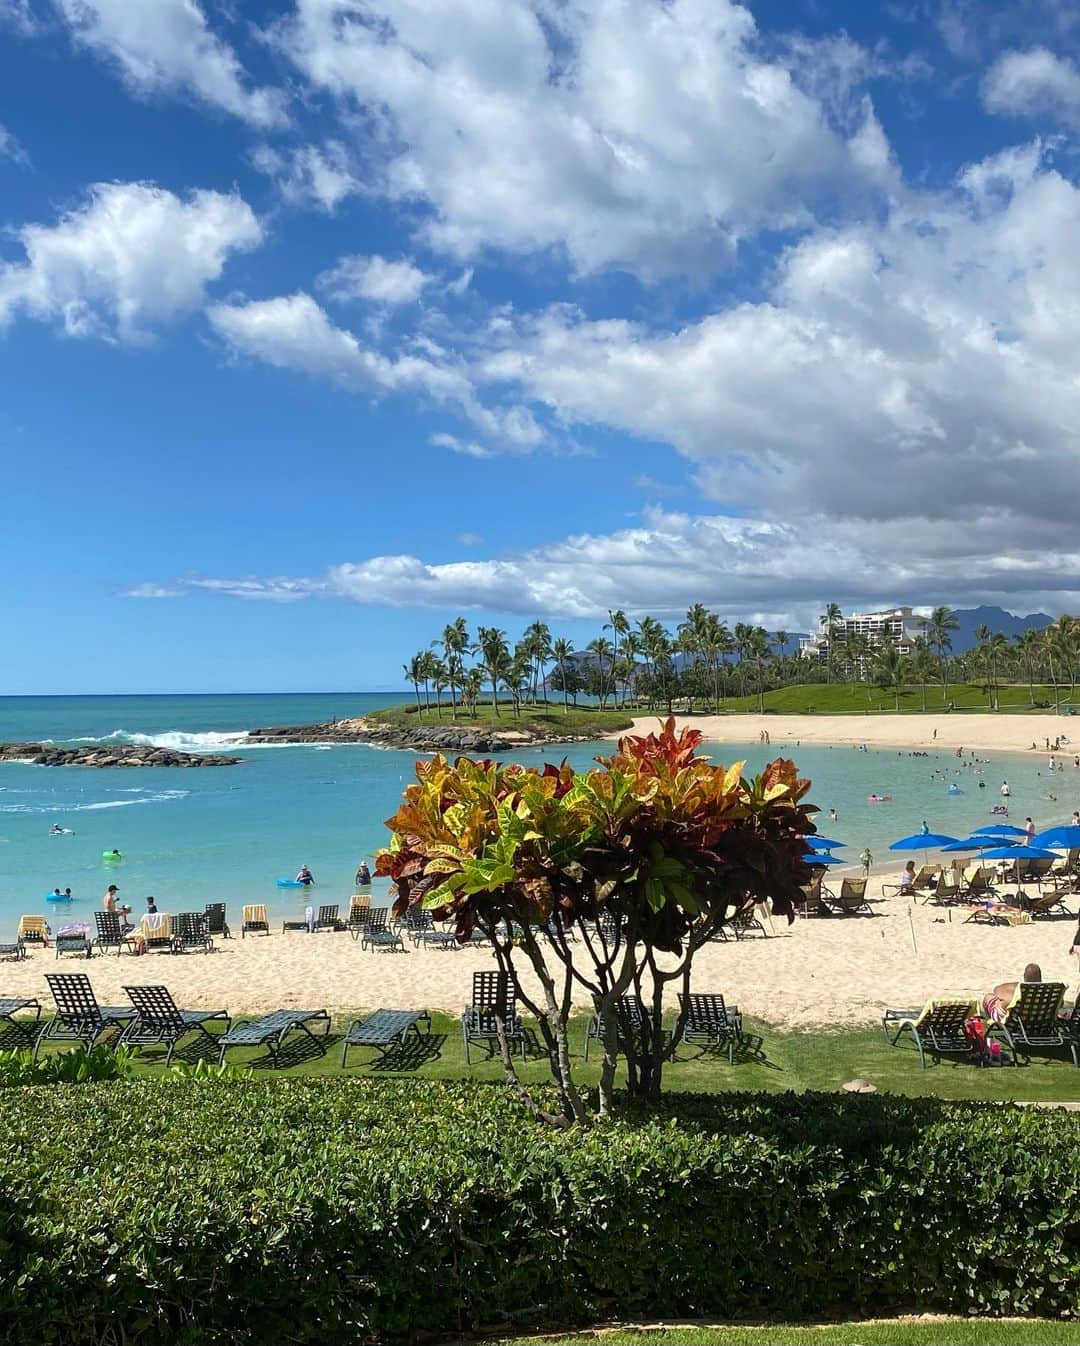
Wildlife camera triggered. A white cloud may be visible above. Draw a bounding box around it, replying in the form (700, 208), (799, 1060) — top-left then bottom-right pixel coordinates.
(0, 181), (262, 341)
(250, 141), (359, 212)
(456, 531), (483, 546)
(318, 253), (432, 305)
(126, 505), (1080, 621)
(274, 0), (884, 279)
(0, 123), (28, 165)
(0, 0), (36, 34)
(55, 0), (286, 126)
(983, 47), (1080, 128)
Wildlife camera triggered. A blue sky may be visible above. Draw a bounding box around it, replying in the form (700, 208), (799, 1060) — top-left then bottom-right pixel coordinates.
(3, 0), (1080, 693)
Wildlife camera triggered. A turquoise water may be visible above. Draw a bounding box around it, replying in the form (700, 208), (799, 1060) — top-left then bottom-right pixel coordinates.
(0, 694), (1074, 938)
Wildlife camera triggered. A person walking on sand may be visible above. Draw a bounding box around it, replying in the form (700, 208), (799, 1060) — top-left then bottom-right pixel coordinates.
(859, 847), (873, 877)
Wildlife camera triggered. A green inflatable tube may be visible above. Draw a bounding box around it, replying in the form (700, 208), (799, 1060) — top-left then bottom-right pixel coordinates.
(102, 850), (123, 861)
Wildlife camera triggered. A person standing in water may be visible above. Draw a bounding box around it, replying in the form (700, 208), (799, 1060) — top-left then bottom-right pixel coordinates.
(920, 820), (929, 835)
(295, 864), (314, 886)
(355, 860), (371, 887)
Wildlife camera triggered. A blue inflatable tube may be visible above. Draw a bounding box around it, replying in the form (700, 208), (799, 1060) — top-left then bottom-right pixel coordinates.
(45, 892), (73, 902)
(275, 877), (309, 888)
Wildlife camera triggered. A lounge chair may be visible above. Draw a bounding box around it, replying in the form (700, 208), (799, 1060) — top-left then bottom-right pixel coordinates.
(313, 904), (342, 932)
(0, 938), (26, 962)
(94, 911), (135, 955)
(139, 913), (174, 953)
(173, 911), (213, 953)
(462, 971), (525, 1062)
(925, 880), (960, 906)
(17, 915), (50, 948)
(54, 932), (92, 959)
(678, 993), (744, 1063)
(34, 973), (136, 1061)
(241, 904), (269, 938)
(1020, 887), (1075, 919)
(960, 867), (996, 900)
(340, 1009), (431, 1066)
(583, 995), (646, 1061)
(216, 1008), (330, 1067)
(0, 996), (41, 1044)
(824, 878), (872, 916)
(796, 877), (829, 918)
(881, 997), (978, 1069)
(121, 984), (231, 1066)
(360, 907), (405, 953)
(1014, 857), (1055, 887)
(729, 905), (767, 938)
(883, 865), (939, 898)
(963, 903), (1032, 926)
(990, 982), (1077, 1067)
(203, 903), (231, 938)
(346, 894), (371, 940)
(403, 908), (457, 949)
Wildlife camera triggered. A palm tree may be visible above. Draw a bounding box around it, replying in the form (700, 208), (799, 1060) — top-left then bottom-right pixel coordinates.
(551, 637), (574, 714)
(604, 610), (630, 708)
(908, 635), (936, 712)
(620, 631), (642, 706)
(926, 606), (959, 703)
(746, 626), (771, 713)
(437, 618), (469, 720)
(476, 626), (509, 718)
(1014, 628), (1040, 706)
(462, 667), (483, 718)
(841, 630), (866, 694)
(873, 644), (907, 712)
(1045, 625), (1063, 712)
(418, 649), (440, 717)
(819, 602), (843, 682)
(586, 637), (615, 709)
(404, 654), (426, 719)
(428, 654), (448, 720)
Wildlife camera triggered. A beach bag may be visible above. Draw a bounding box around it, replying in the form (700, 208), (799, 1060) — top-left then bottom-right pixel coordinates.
(964, 1017), (986, 1054)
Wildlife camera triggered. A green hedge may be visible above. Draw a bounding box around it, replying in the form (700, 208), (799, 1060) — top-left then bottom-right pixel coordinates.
(0, 1081), (1077, 1343)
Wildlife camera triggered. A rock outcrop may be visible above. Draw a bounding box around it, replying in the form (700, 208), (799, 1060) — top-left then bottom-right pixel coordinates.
(0, 743), (242, 768)
(245, 719), (590, 754)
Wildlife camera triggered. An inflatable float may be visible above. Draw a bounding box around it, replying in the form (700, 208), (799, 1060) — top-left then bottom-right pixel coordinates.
(275, 877), (312, 888)
(102, 850), (123, 861)
(947, 784), (961, 795)
(867, 794), (892, 803)
(45, 892), (73, 902)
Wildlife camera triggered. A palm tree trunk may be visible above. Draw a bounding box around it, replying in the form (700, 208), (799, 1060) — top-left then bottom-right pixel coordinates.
(489, 673), (500, 718)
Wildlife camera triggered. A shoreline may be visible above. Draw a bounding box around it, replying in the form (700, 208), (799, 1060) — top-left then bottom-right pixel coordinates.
(616, 712), (1077, 756)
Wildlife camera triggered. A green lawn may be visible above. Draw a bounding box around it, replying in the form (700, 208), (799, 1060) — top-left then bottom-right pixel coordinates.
(369, 701), (633, 737)
(715, 683), (1072, 716)
(25, 1010), (1078, 1103)
(495, 1320), (1080, 1345)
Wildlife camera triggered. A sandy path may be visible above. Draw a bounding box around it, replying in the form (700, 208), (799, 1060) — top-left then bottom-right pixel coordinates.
(616, 712), (1076, 755)
(8, 884), (1077, 1031)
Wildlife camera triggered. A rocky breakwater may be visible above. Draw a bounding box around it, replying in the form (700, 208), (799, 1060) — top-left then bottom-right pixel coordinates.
(246, 719), (544, 754)
(0, 743), (242, 768)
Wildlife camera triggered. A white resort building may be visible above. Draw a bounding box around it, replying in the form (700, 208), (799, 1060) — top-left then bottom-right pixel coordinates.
(798, 606), (926, 664)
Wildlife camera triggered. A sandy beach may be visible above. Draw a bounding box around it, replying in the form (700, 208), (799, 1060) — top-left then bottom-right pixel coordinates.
(8, 883), (1077, 1031)
(619, 712), (1077, 755)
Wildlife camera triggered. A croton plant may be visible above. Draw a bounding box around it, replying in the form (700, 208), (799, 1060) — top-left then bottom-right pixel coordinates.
(377, 718), (815, 1121)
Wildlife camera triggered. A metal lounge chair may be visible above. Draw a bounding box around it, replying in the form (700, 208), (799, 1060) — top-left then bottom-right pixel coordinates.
(140, 914), (174, 953)
(35, 973), (136, 1061)
(0, 996), (41, 1044)
(462, 971), (525, 1062)
(360, 907), (406, 953)
(796, 877), (828, 917)
(54, 932), (92, 959)
(17, 915), (50, 948)
(241, 904), (270, 937)
(824, 878), (872, 916)
(404, 908), (457, 949)
(882, 865), (939, 898)
(881, 997), (978, 1069)
(173, 911), (213, 953)
(960, 867), (996, 900)
(94, 910), (134, 955)
(340, 1009), (431, 1065)
(583, 994), (646, 1061)
(990, 982), (1077, 1067)
(926, 880), (960, 906)
(1020, 887), (1075, 919)
(1014, 856), (1055, 887)
(121, 984), (232, 1066)
(678, 992), (744, 1063)
(313, 904), (341, 932)
(729, 905), (768, 938)
(203, 903), (231, 938)
(216, 1008), (331, 1067)
(0, 939), (26, 962)
(346, 894), (371, 940)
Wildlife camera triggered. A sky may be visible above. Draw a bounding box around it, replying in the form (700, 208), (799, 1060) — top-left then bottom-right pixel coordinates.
(3, 0), (1080, 693)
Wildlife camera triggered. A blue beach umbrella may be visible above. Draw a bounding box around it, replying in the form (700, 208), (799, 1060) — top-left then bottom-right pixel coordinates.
(969, 823), (1027, 838)
(978, 845), (1057, 860)
(941, 837), (1004, 852)
(1031, 825), (1080, 850)
(889, 833), (959, 850)
(802, 852), (842, 865)
(805, 836), (845, 850)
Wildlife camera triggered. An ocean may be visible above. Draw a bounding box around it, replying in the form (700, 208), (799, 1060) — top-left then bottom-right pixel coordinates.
(0, 693), (1072, 937)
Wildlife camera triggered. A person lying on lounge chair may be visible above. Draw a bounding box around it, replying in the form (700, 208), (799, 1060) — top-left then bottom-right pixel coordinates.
(982, 962), (1043, 1024)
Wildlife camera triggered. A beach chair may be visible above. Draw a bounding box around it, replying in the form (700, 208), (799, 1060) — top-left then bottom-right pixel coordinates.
(0, 997), (41, 1045)
(0, 938), (26, 962)
(795, 877), (828, 917)
(883, 866), (938, 898)
(173, 911), (213, 953)
(94, 911), (134, 955)
(34, 973), (136, 1061)
(678, 993), (744, 1064)
(340, 1009), (431, 1066)
(729, 904), (767, 938)
(203, 903), (231, 939)
(216, 1008), (330, 1067)
(54, 932), (92, 959)
(824, 877), (872, 916)
(403, 908), (457, 949)
(140, 913), (174, 953)
(1020, 886), (1075, 919)
(959, 867), (996, 900)
(1015, 857), (1055, 887)
(360, 907), (405, 952)
(241, 904), (270, 938)
(925, 879), (960, 906)
(462, 971), (525, 1063)
(963, 902), (1032, 926)
(346, 894), (371, 939)
(881, 998), (978, 1069)
(583, 995), (647, 1061)
(990, 982), (1077, 1067)
(17, 915), (50, 948)
(121, 984), (231, 1066)
(313, 904), (342, 932)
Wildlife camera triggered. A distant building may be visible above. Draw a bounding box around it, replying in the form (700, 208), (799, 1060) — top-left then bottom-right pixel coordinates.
(798, 606), (926, 664)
